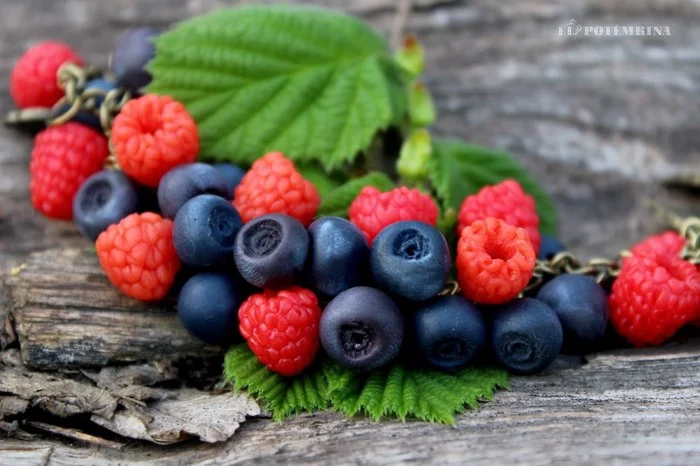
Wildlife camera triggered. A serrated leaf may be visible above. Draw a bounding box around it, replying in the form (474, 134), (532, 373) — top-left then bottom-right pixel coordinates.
(148, 6), (408, 170)
(318, 171), (394, 217)
(428, 139), (558, 235)
(326, 363), (509, 424)
(223, 344), (329, 421)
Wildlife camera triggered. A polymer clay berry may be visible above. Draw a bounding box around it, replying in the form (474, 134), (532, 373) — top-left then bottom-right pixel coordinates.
(629, 230), (686, 260)
(370, 220), (450, 302)
(233, 152), (320, 226)
(609, 253), (700, 346)
(111, 94), (199, 187)
(320, 286), (404, 372)
(10, 41), (83, 108)
(238, 287), (321, 376)
(457, 179), (541, 253)
(349, 186), (439, 244)
(456, 217), (536, 304)
(215, 163), (246, 200)
(30, 122), (109, 220)
(111, 27), (160, 93)
(538, 234), (566, 261)
(96, 212), (180, 301)
(157, 163), (229, 219)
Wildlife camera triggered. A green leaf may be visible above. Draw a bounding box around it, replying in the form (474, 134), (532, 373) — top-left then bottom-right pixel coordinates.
(296, 162), (344, 198)
(326, 363), (509, 424)
(223, 344), (329, 421)
(428, 139), (558, 235)
(318, 171), (394, 217)
(148, 6), (408, 170)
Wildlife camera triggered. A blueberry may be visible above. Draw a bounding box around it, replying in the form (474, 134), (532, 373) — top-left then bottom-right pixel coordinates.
(370, 221), (450, 302)
(538, 234), (566, 261)
(173, 195), (242, 268)
(177, 272), (244, 345)
(73, 170), (139, 241)
(234, 214), (309, 289)
(111, 27), (160, 93)
(157, 163), (229, 219)
(307, 217), (369, 298)
(413, 296), (487, 371)
(536, 274), (609, 349)
(491, 298), (563, 375)
(320, 286), (404, 371)
(215, 163), (246, 199)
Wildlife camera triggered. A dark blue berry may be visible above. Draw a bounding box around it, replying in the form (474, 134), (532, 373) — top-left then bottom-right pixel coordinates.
(111, 27), (160, 93)
(413, 296), (487, 371)
(177, 272), (243, 345)
(73, 170), (139, 241)
(215, 163), (246, 199)
(538, 234), (566, 260)
(157, 163), (229, 219)
(320, 286), (404, 371)
(492, 298), (563, 375)
(307, 217), (369, 298)
(173, 195), (242, 268)
(536, 274), (609, 349)
(370, 221), (450, 302)
(234, 214), (309, 289)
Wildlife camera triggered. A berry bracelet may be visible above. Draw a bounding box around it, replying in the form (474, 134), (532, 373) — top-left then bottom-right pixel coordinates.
(5, 6), (700, 423)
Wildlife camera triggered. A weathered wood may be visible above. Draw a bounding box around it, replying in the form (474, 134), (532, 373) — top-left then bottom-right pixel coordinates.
(4, 248), (220, 369)
(1, 342), (700, 464)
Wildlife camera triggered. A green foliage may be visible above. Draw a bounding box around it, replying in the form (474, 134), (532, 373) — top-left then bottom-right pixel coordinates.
(224, 344), (508, 423)
(223, 344), (329, 420)
(148, 5), (408, 170)
(428, 139), (558, 235)
(296, 162), (344, 197)
(326, 363), (509, 424)
(317, 171), (394, 217)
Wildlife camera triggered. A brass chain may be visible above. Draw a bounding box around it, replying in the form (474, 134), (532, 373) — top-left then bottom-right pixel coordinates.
(524, 252), (623, 292)
(679, 217), (700, 265)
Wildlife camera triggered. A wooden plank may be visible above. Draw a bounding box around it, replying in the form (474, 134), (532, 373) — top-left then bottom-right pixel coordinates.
(5, 248), (220, 369)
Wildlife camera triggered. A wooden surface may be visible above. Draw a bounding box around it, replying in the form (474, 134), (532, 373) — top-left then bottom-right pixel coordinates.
(1, 0), (700, 464)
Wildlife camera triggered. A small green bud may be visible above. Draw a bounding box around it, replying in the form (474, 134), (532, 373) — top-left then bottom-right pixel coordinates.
(408, 81), (436, 127)
(394, 35), (425, 77)
(397, 129), (432, 181)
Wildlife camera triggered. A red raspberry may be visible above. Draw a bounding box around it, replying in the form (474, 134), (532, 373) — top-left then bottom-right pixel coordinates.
(111, 94), (199, 187)
(96, 212), (181, 302)
(30, 122), (109, 220)
(609, 253), (700, 346)
(349, 186), (439, 244)
(456, 217), (536, 304)
(10, 41), (83, 109)
(630, 230), (686, 259)
(457, 180), (541, 253)
(238, 287), (321, 376)
(233, 152), (320, 227)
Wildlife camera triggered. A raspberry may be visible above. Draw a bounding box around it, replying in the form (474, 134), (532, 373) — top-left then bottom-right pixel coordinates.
(238, 287), (321, 376)
(456, 217), (536, 304)
(457, 180), (541, 253)
(630, 230), (686, 259)
(111, 94), (199, 187)
(609, 253), (700, 346)
(96, 212), (181, 301)
(233, 152), (320, 227)
(10, 41), (83, 109)
(30, 123), (109, 220)
(348, 186), (439, 244)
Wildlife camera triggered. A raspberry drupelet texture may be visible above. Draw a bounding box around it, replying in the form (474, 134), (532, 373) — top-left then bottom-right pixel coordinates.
(630, 230), (686, 259)
(238, 287), (322, 376)
(96, 212), (181, 302)
(233, 152), (320, 226)
(457, 179), (541, 253)
(456, 217), (536, 304)
(609, 253), (700, 346)
(111, 94), (199, 187)
(10, 41), (83, 108)
(30, 122), (109, 220)
(349, 186), (439, 244)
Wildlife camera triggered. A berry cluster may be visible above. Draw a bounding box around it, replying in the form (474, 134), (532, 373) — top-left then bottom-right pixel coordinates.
(10, 34), (700, 381)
